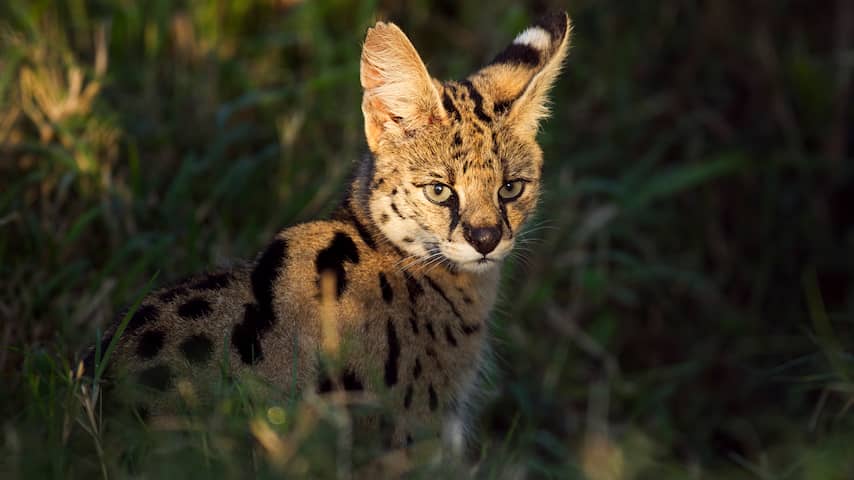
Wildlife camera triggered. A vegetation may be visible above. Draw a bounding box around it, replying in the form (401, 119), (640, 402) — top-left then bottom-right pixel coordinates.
(1, 0), (852, 478)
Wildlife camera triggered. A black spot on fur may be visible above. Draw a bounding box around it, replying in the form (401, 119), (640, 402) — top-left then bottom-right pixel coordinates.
(380, 213), (390, 223)
(252, 238), (288, 308)
(413, 357), (422, 379)
(158, 287), (187, 303)
(352, 217), (378, 250)
(462, 323), (481, 335)
(425, 346), (441, 371)
(408, 316), (419, 334)
(425, 321), (437, 340)
(180, 334), (213, 365)
(177, 297), (212, 319)
(498, 199), (513, 235)
(379, 272), (394, 303)
(414, 219), (433, 234)
(442, 91), (461, 121)
(493, 100), (512, 116)
(341, 369), (364, 391)
(336, 205), (378, 250)
(127, 304), (159, 333)
(453, 132), (462, 146)
(317, 367), (334, 393)
(404, 384), (413, 409)
(232, 304), (269, 364)
(425, 277), (461, 319)
(447, 194), (461, 237)
(444, 325), (458, 347)
(458, 287), (473, 304)
(460, 80), (491, 123)
(138, 364), (173, 391)
(190, 272), (231, 291)
(318, 367), (364, 393)
(425, 276), (480, 334)
(232, 238), (288, 365)
(404, 272), (424, 302)
(402, 237), (414, 243)
(384, 318), (400, 386)
(428, 384), (438, 411)
(136, 330), (165, 359)
(492, 43), (540, 67)
(315, 232), (360, 299)
(390, 202), (404, 220)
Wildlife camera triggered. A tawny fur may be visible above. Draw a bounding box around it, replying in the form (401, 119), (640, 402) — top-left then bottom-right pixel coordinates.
(85, 12), (572, 449)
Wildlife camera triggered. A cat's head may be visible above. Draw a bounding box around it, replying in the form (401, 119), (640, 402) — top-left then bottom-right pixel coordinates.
(359, 12), (571, 273)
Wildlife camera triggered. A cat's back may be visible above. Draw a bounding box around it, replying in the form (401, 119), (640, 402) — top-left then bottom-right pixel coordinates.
(90, 215), (389, 399)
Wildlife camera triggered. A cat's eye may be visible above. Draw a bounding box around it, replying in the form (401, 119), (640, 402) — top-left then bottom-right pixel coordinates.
(424, 183), (454, 204)
(498, 180), (524, 201)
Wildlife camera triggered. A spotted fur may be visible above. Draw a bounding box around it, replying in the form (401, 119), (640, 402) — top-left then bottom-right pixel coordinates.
(83, 12), (571, 451)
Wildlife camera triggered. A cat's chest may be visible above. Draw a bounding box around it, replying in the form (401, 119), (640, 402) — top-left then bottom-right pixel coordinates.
(347, 266), (498, 408)
(362, 266), (498, 346)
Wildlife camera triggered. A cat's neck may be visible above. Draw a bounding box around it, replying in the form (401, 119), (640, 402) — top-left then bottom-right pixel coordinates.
(329, 154), (397, 256)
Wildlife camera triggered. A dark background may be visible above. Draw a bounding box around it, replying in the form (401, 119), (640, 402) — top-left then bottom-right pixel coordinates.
(1, 0), (852, 478)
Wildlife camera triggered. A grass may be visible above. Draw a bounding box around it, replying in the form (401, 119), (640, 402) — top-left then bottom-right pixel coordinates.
(1, 0), (853, 478)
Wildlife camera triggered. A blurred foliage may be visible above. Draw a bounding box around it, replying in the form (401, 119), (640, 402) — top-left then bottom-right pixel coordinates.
(1, 0), (853, 478)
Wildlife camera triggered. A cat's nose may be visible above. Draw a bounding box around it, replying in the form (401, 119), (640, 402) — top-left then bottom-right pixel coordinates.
(463, 224), (502, 255)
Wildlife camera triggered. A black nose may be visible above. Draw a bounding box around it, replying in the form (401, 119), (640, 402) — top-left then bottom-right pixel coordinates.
(463, 224), (502, 255)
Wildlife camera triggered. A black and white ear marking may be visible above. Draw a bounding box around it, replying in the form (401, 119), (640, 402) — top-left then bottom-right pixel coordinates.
(492, 39), (542, 67)
(489, 12), (570, 69)
(470, 12), (572, 136)
(512, 26), (552, 51)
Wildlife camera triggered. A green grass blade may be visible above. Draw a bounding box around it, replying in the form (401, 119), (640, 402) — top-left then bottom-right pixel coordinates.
(93, 272), (159, 384)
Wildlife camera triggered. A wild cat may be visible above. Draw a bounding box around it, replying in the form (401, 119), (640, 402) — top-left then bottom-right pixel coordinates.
(84, 11), (571, 450)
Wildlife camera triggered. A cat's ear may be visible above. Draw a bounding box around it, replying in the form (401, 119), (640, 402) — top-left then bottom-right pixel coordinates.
(469, 12), (572, 138)
(360, 22), (446, 152)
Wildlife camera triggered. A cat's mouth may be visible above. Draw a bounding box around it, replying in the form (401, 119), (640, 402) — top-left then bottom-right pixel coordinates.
(459, 256), (500, 273)
(428, 244), (503, 272)
(422, 241), (504, 272)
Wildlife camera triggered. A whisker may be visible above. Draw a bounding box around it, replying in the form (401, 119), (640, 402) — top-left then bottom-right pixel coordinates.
(515, 226), (559, 240)
(424, 255), (453, 275)
(395, 251), (446, 274)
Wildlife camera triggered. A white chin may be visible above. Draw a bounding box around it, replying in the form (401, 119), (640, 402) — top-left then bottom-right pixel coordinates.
(458, 257), (501, 273)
